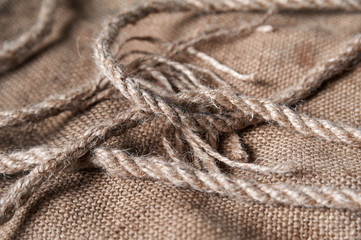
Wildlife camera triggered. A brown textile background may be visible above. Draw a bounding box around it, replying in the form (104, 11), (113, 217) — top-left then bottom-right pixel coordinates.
(0, 0), (361, 239)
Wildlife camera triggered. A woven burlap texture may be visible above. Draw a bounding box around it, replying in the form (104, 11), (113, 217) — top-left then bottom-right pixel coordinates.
(0, 0), (361, 239)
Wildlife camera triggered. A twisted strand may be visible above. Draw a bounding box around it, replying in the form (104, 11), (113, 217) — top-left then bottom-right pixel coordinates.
(134, 76), (173, 96)
(138, 88), (254, 172)
(126, 34), (361, 145)
(0, 0), (59, 73)
(139, 83), (294, 174)
(176, 89), (361, 146)
(0, 78), (113, 128)
(0, 147), (62, 174)
(169, 8), (274, 56)
(93, 147), (361, 210)
(142, 67), (175, 92)
(274, 34), (361, 105)
(117, 35), (253, 86)
(95, 0), (278, 101)
(187, 0), (361, 11)
(0, 106), (293, 176)
(186, 47), (255, 81)
(1, 0), (361, 226)
(1, 0), (359, 131)
(222, 133), (249, 163)
(176, 111), (293, 174)
(0, 109), (149, 224)
(2, 147), (358, 211)
(136, 57), (200, 91)
(118, 26), (361, 110)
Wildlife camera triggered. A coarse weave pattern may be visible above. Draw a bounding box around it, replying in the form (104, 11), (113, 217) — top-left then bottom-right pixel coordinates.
(0, 0), (360, 239)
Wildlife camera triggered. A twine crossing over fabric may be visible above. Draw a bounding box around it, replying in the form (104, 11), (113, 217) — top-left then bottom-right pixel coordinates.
(1, 0), (361, 235)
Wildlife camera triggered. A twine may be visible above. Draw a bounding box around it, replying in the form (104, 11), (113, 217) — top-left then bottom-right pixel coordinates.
(0, 0), (59, 73)
(0, 0), (361, 226)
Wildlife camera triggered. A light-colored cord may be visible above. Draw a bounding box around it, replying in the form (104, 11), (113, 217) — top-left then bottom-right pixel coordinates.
(1, 0), (361, 226)
(0, 0), (59, 73)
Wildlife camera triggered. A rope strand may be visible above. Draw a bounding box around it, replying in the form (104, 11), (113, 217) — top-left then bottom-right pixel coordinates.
(93, 147), (361, 210)
(0, 0), (59, 73)
(1, 0), (361, 226)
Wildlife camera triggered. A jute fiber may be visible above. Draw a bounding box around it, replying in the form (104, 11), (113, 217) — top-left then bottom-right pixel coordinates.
(0, 0), (361, 239)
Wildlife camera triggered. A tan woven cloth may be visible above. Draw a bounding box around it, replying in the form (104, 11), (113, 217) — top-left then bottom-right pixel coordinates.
(1, 0), (361, 239)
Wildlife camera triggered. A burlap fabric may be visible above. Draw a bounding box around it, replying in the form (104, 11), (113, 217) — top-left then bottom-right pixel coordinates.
(0, 0), (360, 239)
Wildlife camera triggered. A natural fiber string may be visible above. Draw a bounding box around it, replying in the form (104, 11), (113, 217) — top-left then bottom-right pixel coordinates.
(94, 0), (361, 145)
(186, 47), (255, 82)
(0, 76), (114, 128)
(275, 34), (361, 104)
(172, 89), (361, 145)
(0, 136), (292, 176)
(187, 0), (361, 11)
(2, 146), (361, 211)
(91, 0), (361, 209)
(135, 32), (361, 140)
(0, 108), (150, 224)
(0, 2), (358, 169)
(0, 0), (358, 213)
(92, 147), (361, 210)
(0, 0), (59, 73)
(1, 0), (361, 226)
(167, 7), (275, 58)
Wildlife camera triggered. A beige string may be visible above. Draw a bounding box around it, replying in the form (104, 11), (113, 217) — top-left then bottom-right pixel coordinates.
(186, 0), (361, 11)
(0, 109), (150, 224)
(275, 34), (361, 105)
(0, 0), (361, 226)
(0, 77), (114, 128)
(168, 8), (275, 57)
(0, 0), (59, 73)
(92, 147), (361, 210)
(186, 47), (255, 82)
